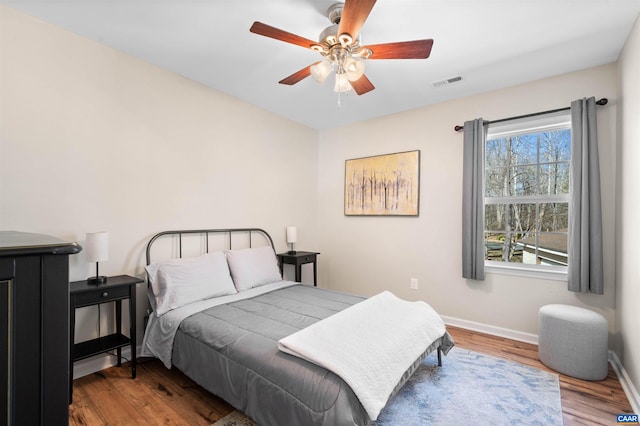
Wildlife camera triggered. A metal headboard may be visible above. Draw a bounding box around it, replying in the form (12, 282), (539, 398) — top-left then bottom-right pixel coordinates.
(145, 228), (275, 266)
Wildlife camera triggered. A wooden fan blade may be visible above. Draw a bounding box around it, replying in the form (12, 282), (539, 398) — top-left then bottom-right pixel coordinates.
(337, 0), (377, 41)
(350, 74), (375, 95)
(279, 63), (319, 85)
(366, 39), (434, 59)
(250, 22), (318, 49)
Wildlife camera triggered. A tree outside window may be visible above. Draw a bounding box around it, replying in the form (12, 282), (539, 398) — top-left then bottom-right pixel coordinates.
(484, 126), (570, 268)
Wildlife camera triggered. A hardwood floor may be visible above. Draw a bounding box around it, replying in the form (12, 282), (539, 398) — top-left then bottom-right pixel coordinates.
(69, 325), (634, 425)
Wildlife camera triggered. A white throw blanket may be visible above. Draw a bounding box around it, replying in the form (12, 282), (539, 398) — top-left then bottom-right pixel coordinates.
(278, 291), (446, 421)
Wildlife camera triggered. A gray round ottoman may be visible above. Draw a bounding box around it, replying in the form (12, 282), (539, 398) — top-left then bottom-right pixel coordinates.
(538, 304), (608, 381)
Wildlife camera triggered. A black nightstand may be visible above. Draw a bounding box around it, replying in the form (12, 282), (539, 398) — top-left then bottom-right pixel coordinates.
(69, 274), (143, 402)
(277, 251), (320, 286)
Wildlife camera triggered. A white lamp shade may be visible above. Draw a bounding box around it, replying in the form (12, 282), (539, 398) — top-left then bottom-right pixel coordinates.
(310, 60), (332, 84)
(344, 57), (365, 81)
(85, 232), (109, 262)
(286, 226), (297, 244)
(334, 72), (352, 93)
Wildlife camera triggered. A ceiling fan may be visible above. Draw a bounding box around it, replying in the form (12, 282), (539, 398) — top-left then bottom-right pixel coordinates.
(249, 0), (433, 96)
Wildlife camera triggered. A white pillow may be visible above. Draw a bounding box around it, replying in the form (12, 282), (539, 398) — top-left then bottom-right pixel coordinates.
(225, 246), (282, 291)
(145, 251), (236, 316)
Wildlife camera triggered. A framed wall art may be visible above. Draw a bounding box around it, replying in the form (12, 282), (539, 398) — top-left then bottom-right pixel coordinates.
(344, 150), (420, 216)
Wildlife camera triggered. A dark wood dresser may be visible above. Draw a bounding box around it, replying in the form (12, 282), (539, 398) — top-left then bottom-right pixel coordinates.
(0, 231), (81, 426)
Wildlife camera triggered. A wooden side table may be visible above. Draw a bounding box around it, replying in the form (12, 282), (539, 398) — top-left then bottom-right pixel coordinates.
(276, 251), (320, 286)
(69, 274), (143, 402)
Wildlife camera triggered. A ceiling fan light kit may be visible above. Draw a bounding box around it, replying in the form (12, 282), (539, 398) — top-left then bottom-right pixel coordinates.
(249, 0), (433, 98)
(310, 45), (367, 93)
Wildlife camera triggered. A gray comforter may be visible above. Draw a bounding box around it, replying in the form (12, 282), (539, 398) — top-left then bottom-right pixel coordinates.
(171, 285), (454, 426)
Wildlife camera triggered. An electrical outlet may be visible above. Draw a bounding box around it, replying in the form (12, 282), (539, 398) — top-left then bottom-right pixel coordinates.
(410, 278), (418, 290)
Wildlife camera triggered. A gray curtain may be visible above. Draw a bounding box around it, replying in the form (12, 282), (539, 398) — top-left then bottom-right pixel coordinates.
(462, 119), (486, 280)
(568, 97), (604, 294)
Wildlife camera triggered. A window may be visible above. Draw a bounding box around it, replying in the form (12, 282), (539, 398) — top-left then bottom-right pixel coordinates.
(484, 111), (571, 274)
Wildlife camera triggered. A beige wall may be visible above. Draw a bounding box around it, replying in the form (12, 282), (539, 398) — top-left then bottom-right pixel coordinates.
(317, 64), (618, 338)
(616, 13), (640, 408)
(0, 5), (319, 354)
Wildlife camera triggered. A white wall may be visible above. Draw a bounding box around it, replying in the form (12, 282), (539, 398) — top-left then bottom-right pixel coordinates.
(0, 5), (319, 366)
(616, 13), (640, 407)
(317, 64), (618, 338)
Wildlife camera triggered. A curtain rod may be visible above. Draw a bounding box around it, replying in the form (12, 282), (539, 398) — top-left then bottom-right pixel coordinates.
(453, 98), (608, 132)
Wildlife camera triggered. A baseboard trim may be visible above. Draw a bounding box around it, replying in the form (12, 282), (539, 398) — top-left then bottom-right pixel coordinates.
(72, 345), (139, 379)
(441, 315), (539, 345)
(609, 351), (640, 414)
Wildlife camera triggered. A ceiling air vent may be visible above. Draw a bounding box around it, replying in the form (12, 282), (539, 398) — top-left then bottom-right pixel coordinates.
(431, 76), (462, 88)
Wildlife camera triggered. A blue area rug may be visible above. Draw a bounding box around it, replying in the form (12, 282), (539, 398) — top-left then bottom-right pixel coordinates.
(373, 347), (563, 426)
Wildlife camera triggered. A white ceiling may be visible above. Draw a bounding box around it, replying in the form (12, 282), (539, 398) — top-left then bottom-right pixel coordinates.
(3, 0), (639, 130)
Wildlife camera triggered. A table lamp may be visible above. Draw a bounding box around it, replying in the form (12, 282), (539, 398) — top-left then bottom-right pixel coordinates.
(286, 226), (297, 254)
(85, 231), (108, 284)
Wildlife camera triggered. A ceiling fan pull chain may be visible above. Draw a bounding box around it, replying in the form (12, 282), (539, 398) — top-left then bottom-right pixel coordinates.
(337, 91), (342, 108)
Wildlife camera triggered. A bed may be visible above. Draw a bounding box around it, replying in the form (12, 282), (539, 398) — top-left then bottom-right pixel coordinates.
(140, 228), (454, 426)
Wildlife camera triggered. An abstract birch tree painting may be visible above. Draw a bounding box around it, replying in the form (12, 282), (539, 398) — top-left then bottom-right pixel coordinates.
(344, 150), (420, 216)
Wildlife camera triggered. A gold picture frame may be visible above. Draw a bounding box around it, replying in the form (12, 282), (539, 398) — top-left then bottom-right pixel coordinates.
(344, 150), (420, 216)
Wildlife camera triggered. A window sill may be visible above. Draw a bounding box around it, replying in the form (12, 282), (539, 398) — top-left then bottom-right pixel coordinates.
(485, 262), (567, 282)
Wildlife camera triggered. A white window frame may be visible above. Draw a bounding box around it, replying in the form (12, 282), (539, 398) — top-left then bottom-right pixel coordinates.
(484, 110), (571, 280)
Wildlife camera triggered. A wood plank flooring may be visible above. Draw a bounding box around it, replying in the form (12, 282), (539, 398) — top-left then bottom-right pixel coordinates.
(69, 325), (634, 425)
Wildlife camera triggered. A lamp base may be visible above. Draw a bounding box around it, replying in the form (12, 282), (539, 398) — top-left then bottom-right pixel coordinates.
(87, 276), (107, 285)
(287, 250), (297, 255)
